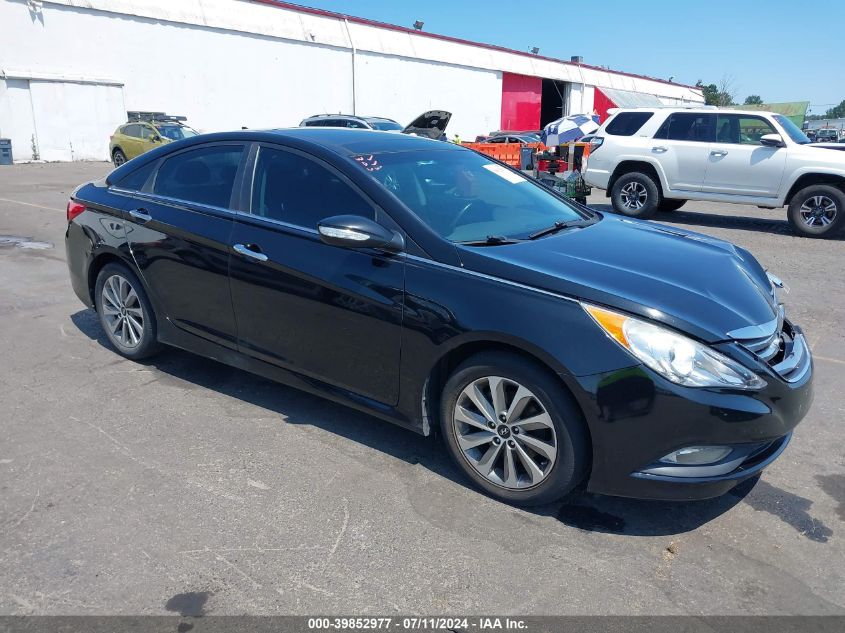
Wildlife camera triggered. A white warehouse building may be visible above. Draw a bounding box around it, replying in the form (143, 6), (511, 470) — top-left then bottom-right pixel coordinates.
(0, 0), (704, 163)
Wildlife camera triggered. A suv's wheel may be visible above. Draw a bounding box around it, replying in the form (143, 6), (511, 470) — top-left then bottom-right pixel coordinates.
(439, 352), (589, 506)
(659, 199), (686, 212)
(95, 262), (161, 360)
(788, 185), (845, 238)
(611, 172), (661, 219)
(112, 149), (127, 167)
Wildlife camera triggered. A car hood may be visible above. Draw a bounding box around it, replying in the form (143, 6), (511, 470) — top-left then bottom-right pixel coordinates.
(458, 215), (778, 342)
(403, 110), (451, 139)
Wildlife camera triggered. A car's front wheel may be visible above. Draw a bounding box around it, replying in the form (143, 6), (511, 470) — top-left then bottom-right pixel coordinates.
(112, 149), (127, 167)
(439, 352), (589, 506)
(787, 185), (845, 238)
(95, 262), (161, 360)
(611, 172), (661, 219)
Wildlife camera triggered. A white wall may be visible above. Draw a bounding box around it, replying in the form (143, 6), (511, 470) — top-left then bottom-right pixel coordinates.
(0, 0), (703, 161)
(354, 52), (501, 140)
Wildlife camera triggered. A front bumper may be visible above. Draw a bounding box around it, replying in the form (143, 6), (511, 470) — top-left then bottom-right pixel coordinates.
(568, 352), (813, 501)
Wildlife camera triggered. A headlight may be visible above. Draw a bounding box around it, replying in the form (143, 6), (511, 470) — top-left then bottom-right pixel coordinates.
(583, 304), (766, 390)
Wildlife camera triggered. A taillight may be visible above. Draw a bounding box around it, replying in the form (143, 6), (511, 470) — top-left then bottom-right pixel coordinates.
(590, 136), (604, 151)
(67, 199), (85, 223)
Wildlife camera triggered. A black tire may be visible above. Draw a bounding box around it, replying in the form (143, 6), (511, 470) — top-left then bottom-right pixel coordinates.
(112, 149), (127, 167)
(659, 198), (686, 212)
(439, 351), (589, 506)
(95, 262), (161, 360)
(787, 184), (845, 238)
(610, 171), (661, 219)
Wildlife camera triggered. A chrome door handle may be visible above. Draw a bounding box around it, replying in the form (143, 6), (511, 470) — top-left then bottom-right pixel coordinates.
(652, 146), (668, 153)
(233, 243), (268, 262)
(128, 208), (152, 222)
(710, 149), (729, 157)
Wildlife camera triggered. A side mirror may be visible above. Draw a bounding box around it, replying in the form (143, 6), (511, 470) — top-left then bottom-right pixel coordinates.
(151, 135), (161, 142)
(318, 215), (404, 253)
(760, 133), (785, 148)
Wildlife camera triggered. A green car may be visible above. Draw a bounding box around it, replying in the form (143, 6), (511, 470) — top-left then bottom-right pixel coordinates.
(109, 113), (198, 166)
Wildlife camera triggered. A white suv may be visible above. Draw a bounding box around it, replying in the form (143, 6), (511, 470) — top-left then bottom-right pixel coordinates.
(583, 107), (845, 238)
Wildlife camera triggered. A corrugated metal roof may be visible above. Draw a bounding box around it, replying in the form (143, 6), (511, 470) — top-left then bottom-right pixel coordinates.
(733, 101), (810, 118)
(598, 87), (665, 108)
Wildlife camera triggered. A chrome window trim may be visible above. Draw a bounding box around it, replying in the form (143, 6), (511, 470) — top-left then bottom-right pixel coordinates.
(130, 190), (237, 216)
(232, 209), (320, 236)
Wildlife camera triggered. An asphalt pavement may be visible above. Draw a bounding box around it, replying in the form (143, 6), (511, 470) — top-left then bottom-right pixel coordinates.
(0, 162), (843, 615)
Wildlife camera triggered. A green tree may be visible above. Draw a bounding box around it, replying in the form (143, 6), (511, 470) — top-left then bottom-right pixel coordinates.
(744, 95), (764, 105)
(825, 100), (845, 118)
(695, 78), (735, 107)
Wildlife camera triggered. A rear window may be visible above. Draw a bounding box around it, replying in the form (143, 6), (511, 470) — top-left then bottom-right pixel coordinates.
(605, 112), (654, 136)
(153, 145), (243, 208)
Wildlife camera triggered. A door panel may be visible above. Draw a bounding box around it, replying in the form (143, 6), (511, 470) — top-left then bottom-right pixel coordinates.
(229, 144), (404, 405)
(652, 113), (715, 192)
(125, 143), (245, 347)
(702, 114), (786, 196)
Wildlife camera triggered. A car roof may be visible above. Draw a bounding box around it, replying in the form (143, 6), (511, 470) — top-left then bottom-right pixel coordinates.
(609, 106), (779, 116)
(107, 127), (463, 187)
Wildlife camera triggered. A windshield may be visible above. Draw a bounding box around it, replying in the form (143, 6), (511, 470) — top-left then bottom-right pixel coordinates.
(352, 149), (592, 242)
(368, 119), (404, 131)
(773, 115), (811, 144)
(155, 124), (198, 140)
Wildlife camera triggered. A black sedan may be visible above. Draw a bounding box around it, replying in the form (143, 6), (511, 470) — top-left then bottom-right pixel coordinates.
(65, 128), (813, 505)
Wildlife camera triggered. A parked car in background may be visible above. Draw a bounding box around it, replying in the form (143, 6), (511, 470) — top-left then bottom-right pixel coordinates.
(66, 127), (811, 505)
(109, 112), (198, 166)
(300, 110), (451, 140)
(300, 114), (404, 131)
(584, 107), (845, 237)
(484, 133), (542, 144)
(814, 129), (842, 143)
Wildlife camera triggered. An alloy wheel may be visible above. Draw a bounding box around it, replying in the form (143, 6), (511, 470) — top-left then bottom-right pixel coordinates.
(101, 274), (145, 348)
(452, 376), (558, 489)
(620, 182), (648, 210)
(113, 152), (126, 166)
(799, 195), (837, 227)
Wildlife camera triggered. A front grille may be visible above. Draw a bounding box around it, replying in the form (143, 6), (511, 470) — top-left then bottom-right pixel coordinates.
(737, 317), (811, 383)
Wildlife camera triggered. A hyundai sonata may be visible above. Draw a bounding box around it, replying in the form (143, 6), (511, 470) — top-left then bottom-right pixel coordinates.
(66, 128), (812, 505)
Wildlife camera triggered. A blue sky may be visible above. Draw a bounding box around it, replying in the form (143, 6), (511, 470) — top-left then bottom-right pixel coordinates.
(302, 0), (844, 113)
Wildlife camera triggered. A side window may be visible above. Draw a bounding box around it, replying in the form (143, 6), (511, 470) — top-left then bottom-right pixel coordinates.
(250, 146), (374, 229)
(303, 119), (323, 127)
(716, 115), (777, 145)
(139, 125), (155, 140)
(124, 124), (142, 138)
(153, 145), (243, 208)
(346, 120), (367, 129)
(115, 161), (156, 191)
(605, 112), (654, 136)
(654, 113), (714, 142)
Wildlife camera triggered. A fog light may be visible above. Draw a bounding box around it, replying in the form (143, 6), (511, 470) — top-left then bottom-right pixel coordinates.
(660, 446), (732, 465)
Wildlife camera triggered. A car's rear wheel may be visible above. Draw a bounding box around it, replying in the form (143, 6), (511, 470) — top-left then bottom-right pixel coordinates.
(112, 149), (127, 167)
(439, 352), (589, 506)
(787, 185), (845, 238)
(95, 262), (161, 360)
(659, 198), (686, 212)
(611, 172), (661, 219)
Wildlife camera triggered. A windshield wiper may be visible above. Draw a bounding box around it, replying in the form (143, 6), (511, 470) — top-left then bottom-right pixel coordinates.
(528, 220), (588, 240)
(459, 235), (523, 246)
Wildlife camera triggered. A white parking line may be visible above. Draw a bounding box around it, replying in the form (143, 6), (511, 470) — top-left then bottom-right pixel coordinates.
(813, 354), (845, 366)
(0, 197), (64, 213)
